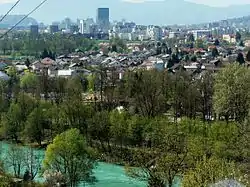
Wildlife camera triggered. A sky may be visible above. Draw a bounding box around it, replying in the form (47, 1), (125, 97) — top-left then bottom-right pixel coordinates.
(187, 0), (250, 7)
(0, 0), (250, 24)
(0, 0), (249, 6)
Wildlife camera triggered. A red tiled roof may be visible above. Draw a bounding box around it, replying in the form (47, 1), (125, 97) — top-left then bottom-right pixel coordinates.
(41, 58), (55, 65)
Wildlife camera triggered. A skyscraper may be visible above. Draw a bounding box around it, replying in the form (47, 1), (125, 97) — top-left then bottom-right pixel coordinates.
(96, 8), (109, 33)
(30, 25), (39, 37)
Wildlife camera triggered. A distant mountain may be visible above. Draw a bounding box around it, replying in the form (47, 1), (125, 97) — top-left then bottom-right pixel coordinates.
(0, 15), (38, 28)
(0, 0), (250, 25)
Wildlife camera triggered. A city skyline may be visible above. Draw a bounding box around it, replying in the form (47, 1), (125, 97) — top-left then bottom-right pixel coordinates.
(1, 0), (250, 25)
(0, 0), (249, 6)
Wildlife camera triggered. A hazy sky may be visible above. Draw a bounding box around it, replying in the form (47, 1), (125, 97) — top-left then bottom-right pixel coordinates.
(0, 0), (250, 7)
(187, 0), (250, 7)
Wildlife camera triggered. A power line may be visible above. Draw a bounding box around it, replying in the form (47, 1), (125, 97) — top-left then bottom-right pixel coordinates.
(0, 0), (48, 39)
(0, 0), (21, 23)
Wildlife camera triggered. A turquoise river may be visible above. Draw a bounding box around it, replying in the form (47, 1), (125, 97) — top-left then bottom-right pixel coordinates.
(0, 142), (180, 187)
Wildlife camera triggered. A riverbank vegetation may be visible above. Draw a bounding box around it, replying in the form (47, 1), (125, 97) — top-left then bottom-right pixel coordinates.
(0, 63), (249, 186)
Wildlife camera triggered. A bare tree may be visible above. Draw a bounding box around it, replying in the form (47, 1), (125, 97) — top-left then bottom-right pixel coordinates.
(5, 145), (25, 178)
(24, 148), (43, 180)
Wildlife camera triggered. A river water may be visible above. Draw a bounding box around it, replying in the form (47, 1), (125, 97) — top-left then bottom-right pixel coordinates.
(0, 141), (180, 187)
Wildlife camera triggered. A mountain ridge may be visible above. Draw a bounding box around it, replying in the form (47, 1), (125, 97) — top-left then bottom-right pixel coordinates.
(0, 0), (250, 25)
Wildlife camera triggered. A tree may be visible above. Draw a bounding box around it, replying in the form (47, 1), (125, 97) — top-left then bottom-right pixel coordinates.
(182, 157), (247, 187)
(236, 32), (241, 42)
(126, 119), (187, 187)
(87, 74), (96, 93)
(25, 58), (31, 68)
(24, 106), (47, 146)
(88, 111), (111, 152)
(190, 55), (197, 62)
(2, 102), (23, 142)
(214, 39), (220, 46)
(43, 129), (97, 187)
(5, 145), (25, 178)
(126, 70), (169, 118)
(187, 33), (195, 42)
(213, 64), (250, 122)
(246, 50), (250, 61)
(41, 48), (49, 59)
(24, 148), (43, 180)
(239, 40), (245, 47)
(184, 55), (190, 62)
(20, 72), (38, 94)
(236, 52), (245, 64)
(212, 47), (219, 57)
(110, 110), (129, 152)
(195, 39), (204, 49)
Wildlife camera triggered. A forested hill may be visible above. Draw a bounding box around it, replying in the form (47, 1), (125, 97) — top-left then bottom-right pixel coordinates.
(0, 15), (37, 28)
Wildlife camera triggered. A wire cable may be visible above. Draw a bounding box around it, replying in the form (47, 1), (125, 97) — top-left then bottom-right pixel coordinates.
(0, 0), (21, 23)
(0, 0), (48, 39)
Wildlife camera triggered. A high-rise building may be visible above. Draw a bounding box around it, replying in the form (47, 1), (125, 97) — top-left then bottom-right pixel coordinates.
(70, 25), (79, 33)
(30, 25), (39, 36)
(50, 25), (59, 33)
(96, 8), (109, 33)
(80, 18), (95, 34)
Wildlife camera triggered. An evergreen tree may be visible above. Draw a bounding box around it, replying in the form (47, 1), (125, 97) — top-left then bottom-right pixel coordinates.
(236, 32), (241, 42)
(214, 39), (220, 46)
(246, 50), (250, 61)
(236, 52), (245, 65)
(212, 47), (219, 57)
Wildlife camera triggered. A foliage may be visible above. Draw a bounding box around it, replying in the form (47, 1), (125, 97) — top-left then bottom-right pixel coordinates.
(214, 39), (220, 46)
(2, 102), (22, 142)
(24, 106), (47, 145)
(236, 32), (242, 42)
(213, 63), (250, 122)
(182, 157), (248, 187)
(195, 39), (204, 49)
(5, 145), (25, 178)
(43, 129), (97, 187)
(190, 55), (197, 62)
(0, 33), (98, 56)
(20, 72), (38, 94)
(212, 47), (219, 57)
(246, 50), (250, 61)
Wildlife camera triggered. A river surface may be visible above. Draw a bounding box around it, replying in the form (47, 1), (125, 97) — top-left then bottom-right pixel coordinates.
(0, 142), (180, 187)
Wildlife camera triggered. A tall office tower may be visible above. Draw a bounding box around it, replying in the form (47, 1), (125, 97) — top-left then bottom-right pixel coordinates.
(30, 25), (39, 37)
(80, 18), (95, 34)
(50, 25), (59, 33)
(96, 8), (109, 33)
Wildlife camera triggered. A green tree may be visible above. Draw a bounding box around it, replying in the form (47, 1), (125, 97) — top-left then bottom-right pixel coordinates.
(195, 39), (204, 49)
(25, 58), (31, 68)
(20, 72), (38, 94)
(214, 39), (220, 46)
(43, 128), (97, 187)
(24, 106), (47, 146)
(110, 110), (129, 151)
(187, 33), (195, 42)
(246, 50), (250, 61)
(182, 157), (247, 187)
(87, 74), (96, 93)
(236, 52), (245, 65)
(236, 32), (241, 42)
(127, 119), (187, 187)
(190, 55), (197, 62)
(212, 47), (219, 57)
(2, 102), (22, 142)
(213, 64), (250, 122)
(239, 40), (245, 47)
(126, 70), (169, 118)
(88, 110), (111, 152)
